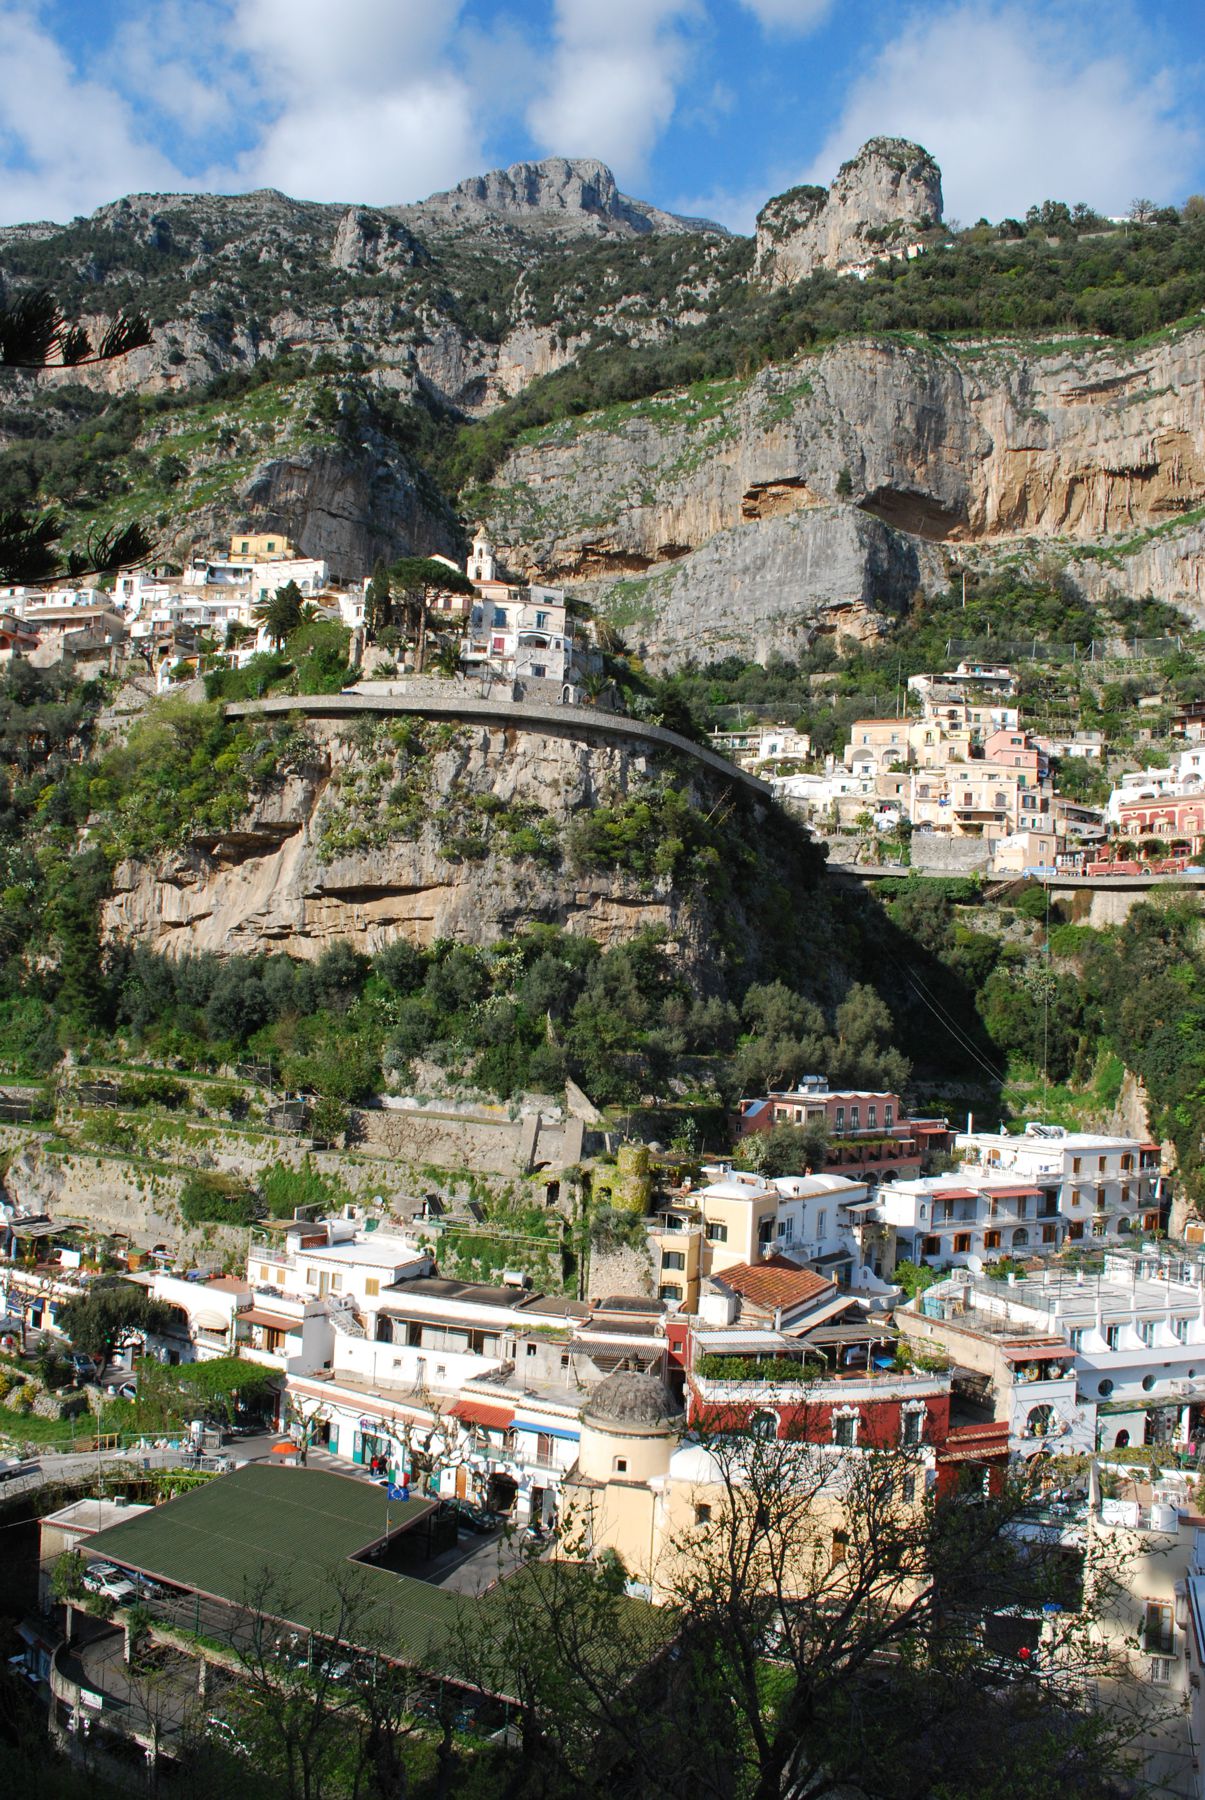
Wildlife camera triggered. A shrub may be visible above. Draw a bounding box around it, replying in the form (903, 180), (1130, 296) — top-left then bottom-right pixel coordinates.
(178, 1171), (257, 1225)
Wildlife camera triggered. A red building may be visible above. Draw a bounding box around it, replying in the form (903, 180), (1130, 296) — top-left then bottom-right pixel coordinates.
(683, 1257), (952, 1453)
(734, 1077), (949, 1181)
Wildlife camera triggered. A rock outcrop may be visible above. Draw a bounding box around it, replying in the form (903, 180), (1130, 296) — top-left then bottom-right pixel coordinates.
(99, 713), (789, 973)
(397, 156), (725, 240)
(755, 138), (943, 285)
(479, 326), (1205, 659)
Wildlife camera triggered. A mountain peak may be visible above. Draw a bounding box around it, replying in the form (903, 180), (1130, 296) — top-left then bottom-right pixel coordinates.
(397, 155), (726, 240)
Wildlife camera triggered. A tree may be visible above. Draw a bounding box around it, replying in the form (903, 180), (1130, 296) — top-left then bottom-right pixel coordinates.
(0, 289), (152, 584)
(743, 1122), (829, 1177)
(465, 1422), (1162, 1800)
(363, 557), (392, 641)
(389, 557), (475, 673)
(254, 580), (305, 649)
(57, 1277), (175, 1363)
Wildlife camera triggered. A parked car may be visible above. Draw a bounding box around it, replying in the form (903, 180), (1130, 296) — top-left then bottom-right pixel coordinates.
(81, 1562), (139, 1605)
(450, 1499), (503, 1534)
(105, 1379), (137, 1401)
(70, 1354), (100, 1384)
(205, 1717), (250, 1758)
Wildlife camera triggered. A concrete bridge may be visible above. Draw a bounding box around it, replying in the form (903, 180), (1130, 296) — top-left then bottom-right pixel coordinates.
(225, 690), (773, 798)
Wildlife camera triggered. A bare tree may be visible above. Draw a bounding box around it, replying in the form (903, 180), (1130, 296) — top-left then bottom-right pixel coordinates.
(449, 1418), (1171, 1800)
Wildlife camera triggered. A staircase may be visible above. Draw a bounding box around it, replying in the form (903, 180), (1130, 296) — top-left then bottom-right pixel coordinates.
(328, 1297), (366, 1338)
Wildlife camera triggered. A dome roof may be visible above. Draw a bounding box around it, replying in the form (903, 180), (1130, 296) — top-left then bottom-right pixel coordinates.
(583, 1369), (682, 1430)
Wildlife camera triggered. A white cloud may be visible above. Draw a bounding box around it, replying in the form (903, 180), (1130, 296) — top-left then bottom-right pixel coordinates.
(736, 0), (833, 35)
(0, 4), (185, 222)
(805, 3), (1199, 222)
(526, 0), (703, 185)
(218, 0), (484, 203)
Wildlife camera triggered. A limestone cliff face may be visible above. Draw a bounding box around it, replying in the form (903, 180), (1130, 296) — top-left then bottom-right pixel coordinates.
(755, 138), (943, 285)
(396, 156), (724, 241)
(99, 715), (760, 967)
(480, 327), (1205, 658)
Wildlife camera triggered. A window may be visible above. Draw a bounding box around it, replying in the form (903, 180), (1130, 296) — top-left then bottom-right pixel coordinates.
(1173, 1318), (1190, 1343)
(850, 1107), (860, 1131)
(750, 1410), (779, 1439)
(659, 1284), (683, 1302)
(613, 1457), (627, 1474)
(306, 1269), (317, 1286)
(1137, 1321), (1155, 1347)
(885, 1105), (894, 1128)
(921, 1236), (940, 1257)
(985, 1230), (1001, 1250)
(835, 1107), (845, 1131)
(833, 1411), (859, 1448)
(1042, 1224), (1057, 1245)
(779, 1215), (795, 1241)
(814, 1209), (827, 1239)
(365, 1278), (379, 1298)
(1068, 1220), (1084, 1241)
(330, 1273), (343, 1292)
(694, 1503), (711, 1526)
(1072, 1157), (1082, 1175)
(1012, 1228), (1029, 1247)
(1098, 1378), (1114, 1398)
(1099, 1157), (1108, 1173)
(1105, 1325), (1119, 1350)
(868, 1105), (877, 1128)
(919, 1204), (928, 1221)
(1145, 1601), (1175, 1656)
(758, 1217), (776, 1246)
(662, 1251), (686, 1271)
(705, 1222), (728, 1243)
(526, 1342), (538, 1357)
(954, 1233), (971, 1254)
(1069, 1329), (1084, 1352)
(901, 1408), (924, 1447)
(902, 1472), (917, 1504)
(830, 1529), (849, 1567)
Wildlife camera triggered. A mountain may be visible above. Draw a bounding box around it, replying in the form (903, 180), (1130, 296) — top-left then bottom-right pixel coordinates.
(1, 142), (1203, 643)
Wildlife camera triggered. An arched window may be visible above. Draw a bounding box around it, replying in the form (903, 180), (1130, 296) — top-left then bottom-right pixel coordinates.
(919, 1204), (928, 1221)
(1116, 1217), (1131, 1236)
(1025, 1405), (1054, 1438)
(1012, 1227), (1029, 1247)
(1115, 1429), (1130, 1448)
(750, 1409), (779, 1440)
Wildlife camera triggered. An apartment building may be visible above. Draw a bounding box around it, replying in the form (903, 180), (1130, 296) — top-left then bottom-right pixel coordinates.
(709, 722), (812, 769)
(955, 1123), (1162, 1243)
(649, 1166), (878, 1310)
(909, 1255), (1205, 1453)
(734, 1076), (949, 1182)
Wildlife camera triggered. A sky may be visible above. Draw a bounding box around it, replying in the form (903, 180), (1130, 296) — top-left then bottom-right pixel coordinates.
(0, 0), (1203, 233)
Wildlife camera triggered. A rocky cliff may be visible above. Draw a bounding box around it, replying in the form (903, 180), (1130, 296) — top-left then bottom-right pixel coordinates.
(396, 155), (724, 241)
(754, 138), (943, 285)
(99, 710), (811, 986)
(478, 326), (1205, 661)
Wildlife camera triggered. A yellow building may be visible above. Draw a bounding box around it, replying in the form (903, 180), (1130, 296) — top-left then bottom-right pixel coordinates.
(229, 532), (297, 561)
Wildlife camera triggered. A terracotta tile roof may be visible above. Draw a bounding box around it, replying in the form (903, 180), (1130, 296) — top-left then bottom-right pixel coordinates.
(714, 1256), (836, 1312)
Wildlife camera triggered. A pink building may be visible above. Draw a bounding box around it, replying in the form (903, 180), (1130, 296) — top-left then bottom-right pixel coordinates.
(734, 1078), (949, 1181)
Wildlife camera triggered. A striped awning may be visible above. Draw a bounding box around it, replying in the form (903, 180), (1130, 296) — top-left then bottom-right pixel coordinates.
(512, 1419), (579, 1441)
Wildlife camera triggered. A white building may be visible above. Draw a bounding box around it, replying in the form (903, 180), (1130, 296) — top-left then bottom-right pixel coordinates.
(955, 1123), (1162, 1244)
(913, 1253), (1205, 1455)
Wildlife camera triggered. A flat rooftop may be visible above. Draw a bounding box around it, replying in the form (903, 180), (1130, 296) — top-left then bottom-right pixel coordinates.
(383, 1276), (533, 1307)
(87, 1464), (461, 1665)
(295, 1239), (424, 1269)
(87, 1464), (663, 1686)
(955, 1272), (1203, 1325)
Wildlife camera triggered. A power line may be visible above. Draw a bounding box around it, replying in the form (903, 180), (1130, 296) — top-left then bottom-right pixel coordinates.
(900, 964), (1005, 1085)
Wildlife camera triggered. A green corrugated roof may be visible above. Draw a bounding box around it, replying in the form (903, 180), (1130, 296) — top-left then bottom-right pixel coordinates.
(87, 1464), (468, 1666)
(88, 1464), (674, 1689)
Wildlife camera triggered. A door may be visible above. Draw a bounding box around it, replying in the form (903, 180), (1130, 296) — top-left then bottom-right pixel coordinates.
(455, 1465), (468, 1499)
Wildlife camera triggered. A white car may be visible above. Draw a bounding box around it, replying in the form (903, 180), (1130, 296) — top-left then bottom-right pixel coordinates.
(81, 1562), (139, 1605)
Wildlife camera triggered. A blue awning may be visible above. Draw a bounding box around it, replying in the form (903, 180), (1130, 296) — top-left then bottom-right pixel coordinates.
(512, 1420), (579, 1441)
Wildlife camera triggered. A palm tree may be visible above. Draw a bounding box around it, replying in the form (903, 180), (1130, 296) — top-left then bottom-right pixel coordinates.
(253, 580), (303, 649)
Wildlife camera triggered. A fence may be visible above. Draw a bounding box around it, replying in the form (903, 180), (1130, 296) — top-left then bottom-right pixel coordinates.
(944, 637), (1183, 664)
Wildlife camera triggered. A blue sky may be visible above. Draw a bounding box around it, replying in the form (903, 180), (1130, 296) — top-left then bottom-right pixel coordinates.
(1, 0), (1203, 230)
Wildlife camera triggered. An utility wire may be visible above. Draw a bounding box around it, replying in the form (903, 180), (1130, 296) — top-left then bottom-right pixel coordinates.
(900, 964), (1005, 1085)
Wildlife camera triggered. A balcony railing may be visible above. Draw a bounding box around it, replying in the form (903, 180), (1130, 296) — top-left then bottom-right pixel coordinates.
(691, 1370), (945, 1405)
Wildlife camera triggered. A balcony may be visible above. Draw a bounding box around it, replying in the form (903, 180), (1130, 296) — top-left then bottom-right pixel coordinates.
(691, 1367), (945, 1406)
